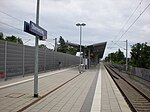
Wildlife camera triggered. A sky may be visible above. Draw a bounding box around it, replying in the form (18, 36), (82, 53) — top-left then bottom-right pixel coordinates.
(0, 0), (150, 58)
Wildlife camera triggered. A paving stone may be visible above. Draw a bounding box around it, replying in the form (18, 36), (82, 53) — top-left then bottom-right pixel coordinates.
(0, 64), (131, 112)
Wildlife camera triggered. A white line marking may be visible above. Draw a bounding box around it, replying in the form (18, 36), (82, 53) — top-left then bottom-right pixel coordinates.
(90, 63), (101, 112)
(0, 68), (72, 89)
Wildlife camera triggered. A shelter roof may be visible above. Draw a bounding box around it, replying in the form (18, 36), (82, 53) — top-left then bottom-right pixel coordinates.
(66, 42), (107, 58)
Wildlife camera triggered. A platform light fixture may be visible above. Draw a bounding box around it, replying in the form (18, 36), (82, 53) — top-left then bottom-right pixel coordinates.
(76, 23), (86, 73)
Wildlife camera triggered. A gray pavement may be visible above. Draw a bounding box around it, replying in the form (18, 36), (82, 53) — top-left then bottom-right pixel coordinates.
(0, 68), (81, 112)
(0, 64), (131, 112)
(23, 68), (97, 112)
(101, 64), (130, 112)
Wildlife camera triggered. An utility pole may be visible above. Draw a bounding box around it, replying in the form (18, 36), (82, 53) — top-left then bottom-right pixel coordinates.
(110, 53), (111, 63)
(54, 38), (57, 52)
(125, 40), (128, 72)
(34, 0), (40, 97)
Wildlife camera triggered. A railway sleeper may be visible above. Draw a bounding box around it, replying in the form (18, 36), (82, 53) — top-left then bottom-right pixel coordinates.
(133, 99), (149, 102)
(136, 108), (150, 111)
(105, 64), (150, 112)
(133, 102), (150, 105)
(133, 101), (150, 104)
(134, 105), (150, 108)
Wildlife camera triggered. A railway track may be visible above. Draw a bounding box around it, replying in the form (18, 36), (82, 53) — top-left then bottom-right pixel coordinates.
(104, 64), (150, 112)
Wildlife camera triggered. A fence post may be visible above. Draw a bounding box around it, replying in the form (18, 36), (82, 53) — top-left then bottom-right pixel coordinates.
(4, 41), (7, 80)
(23, 45), (25, 77)
(88, 49), (90, 69)
(53, 52), (55, 69)
(44, 48), (46, 72)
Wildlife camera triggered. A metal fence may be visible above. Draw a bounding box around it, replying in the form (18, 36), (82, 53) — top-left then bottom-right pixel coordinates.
(0, 40), (80, 79)
(110, 63), (150, 82)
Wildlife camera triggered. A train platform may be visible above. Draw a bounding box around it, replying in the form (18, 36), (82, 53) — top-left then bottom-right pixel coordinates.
(0, 63), (131, 112)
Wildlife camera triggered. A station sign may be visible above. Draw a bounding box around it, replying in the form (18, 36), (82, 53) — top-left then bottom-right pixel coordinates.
(24, 21), (47, 40)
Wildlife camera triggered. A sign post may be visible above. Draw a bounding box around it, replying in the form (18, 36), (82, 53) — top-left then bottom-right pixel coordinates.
(34, 0), (40, 98)
(24, 0), (47, 97)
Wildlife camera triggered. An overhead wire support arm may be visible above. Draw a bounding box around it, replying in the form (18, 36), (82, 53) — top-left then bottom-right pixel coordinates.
(111, 41), (126, 50)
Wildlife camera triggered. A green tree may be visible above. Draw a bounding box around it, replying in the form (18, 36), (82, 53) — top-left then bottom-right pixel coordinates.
(105, 49), (125, 64)
(5, 35), (23, 44)
(130, 43), (150, 69)
(39, 44), (53, 51)
(115, 49), (125, 64)
(108, 52), (116, 62)
(66, 46), (77, 55)
(0, 32), (5, 40)
(39, 44), (47, 49)
(57, 36), (68, 53)
(17, 37), (23, 44)
(57, 36), (77, 55)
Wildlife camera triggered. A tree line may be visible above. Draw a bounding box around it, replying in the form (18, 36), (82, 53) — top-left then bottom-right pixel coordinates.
(38, 36), (77, 55)
(57, 36), (77, 55)
(0, 32), (77, 55)
(0, 32), (23, 44)
(105, 42), (150, 69)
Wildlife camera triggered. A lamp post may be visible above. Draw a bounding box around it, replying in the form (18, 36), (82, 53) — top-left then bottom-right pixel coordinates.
(76, 23), (86, 73)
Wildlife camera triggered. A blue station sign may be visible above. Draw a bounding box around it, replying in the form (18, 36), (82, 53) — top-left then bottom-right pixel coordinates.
(24, 21), (47, 40)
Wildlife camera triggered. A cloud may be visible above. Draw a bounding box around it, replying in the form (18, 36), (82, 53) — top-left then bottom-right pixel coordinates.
(0, 0), (150, 58)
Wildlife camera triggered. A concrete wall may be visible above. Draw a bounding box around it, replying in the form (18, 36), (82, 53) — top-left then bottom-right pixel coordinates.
(0, 40), (80, 79)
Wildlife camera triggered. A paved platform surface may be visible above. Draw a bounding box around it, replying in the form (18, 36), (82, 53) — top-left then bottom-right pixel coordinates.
(0, 63), (131, 112)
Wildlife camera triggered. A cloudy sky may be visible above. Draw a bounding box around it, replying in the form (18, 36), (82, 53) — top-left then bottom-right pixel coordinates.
(0, 0), (150, 58)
